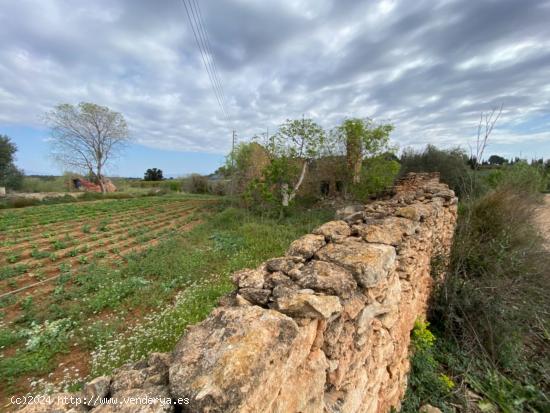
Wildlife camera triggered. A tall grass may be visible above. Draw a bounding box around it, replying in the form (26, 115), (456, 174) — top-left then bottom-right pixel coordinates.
(402, 162), (550, 412)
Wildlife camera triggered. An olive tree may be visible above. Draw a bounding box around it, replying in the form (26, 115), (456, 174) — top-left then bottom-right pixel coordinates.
(271, 118), (326, 206)
(45, 102), (130, 193)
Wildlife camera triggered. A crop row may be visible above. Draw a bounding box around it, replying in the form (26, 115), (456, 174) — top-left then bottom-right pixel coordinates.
(0, 210), (202, 324)
(0, 195), (210, 233)
(0, 205), (199, 285)
(0, 201), (199, 257)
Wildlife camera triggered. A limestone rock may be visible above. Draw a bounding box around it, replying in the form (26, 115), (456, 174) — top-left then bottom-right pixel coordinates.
(235, 294), (252, 306)
(271, 284), (300, 299)
(343, 211), (366, 224)
(342, 293), (367, 319)
(266, 257), (295, 273)
(286, 234), (326, 259)
(82, 376), (110, 407)
(335, 204), (363, 220)
(297, 260), (357, 298)
(356, 303), (391, 335)
(315, 240), (396, 287)
(269, 349), (328, 413)
(264, 271), (297, 290)
(354, 217), (419, 245)
(239, 287), (271, 305)
(395, 204), (431, 222)
(147, 353), (171, 373)
(110, 369), (146, 394)
(274, 291), (342, 319)
(313, 220), (351, 241)
(231, 268), (265, 289)
(169, 306), (310, 412)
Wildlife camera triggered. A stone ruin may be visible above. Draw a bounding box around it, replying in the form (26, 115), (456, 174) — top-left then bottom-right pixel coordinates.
(19, 172), (457, 413)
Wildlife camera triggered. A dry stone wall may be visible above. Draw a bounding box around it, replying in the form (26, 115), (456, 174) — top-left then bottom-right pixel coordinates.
(20, 173), (457, 413)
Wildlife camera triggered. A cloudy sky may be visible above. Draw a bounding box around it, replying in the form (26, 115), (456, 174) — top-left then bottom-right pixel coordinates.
(1, 0), (549, 176)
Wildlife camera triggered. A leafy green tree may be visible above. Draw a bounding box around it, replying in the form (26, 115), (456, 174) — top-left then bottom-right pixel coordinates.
(0, 134), (24, 190)
(45, 102), (130, 193)
(144, 168), (163, 181)
(270, 118), (326, 207)
(331, 118), (394, 185)
(488, 154), (507, 165)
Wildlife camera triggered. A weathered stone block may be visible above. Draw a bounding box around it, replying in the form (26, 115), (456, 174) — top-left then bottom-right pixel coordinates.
(315, 240), (396, 287)
(231, 268), (265, 289)
(313, 220), (351, 241)
(82, 375), (110, 407)
(297, 260), (357, 298)
(239, 287), (271, 305)
(274, 291), (342, 319)
(169, 306), (314, 412)
(286, 234), (326, 259)
(354, 217), (419, 245)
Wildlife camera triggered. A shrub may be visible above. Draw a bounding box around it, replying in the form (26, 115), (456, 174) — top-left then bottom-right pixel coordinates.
(143, 168), (163, 181)
(20, 176), (69, 192)
(350, 156), (400, 202)
(185, 174), (209, 194)
(486, 162), (548, 194)
(401, 320), (452, 412)
(0, 197), (40, 209)
(400, 145), (473, 197)
(209, 180), (228, 196)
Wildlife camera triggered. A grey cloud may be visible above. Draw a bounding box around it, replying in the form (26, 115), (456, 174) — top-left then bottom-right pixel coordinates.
(0, 0), (549, 157)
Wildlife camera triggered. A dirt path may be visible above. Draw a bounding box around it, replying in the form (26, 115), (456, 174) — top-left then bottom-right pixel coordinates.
(535, 194), (550, 250)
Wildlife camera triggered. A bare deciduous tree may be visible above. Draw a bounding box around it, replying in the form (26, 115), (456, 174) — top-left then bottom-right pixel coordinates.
(45, 102), (130, 192)
(471, 104), (503, 169)
(464, 104), (503, 197)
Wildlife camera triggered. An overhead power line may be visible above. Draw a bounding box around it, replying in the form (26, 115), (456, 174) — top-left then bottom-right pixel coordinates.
(181, 0), (230, 122)
(191, 0), (229, 117)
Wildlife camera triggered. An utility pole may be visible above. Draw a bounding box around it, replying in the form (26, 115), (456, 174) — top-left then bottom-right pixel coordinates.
(230, 129), (237, 197)
(231, 129), (236, 167)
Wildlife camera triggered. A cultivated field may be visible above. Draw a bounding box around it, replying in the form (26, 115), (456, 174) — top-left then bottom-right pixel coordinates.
(0, 194), (331, 408)
(0, 195), (213, 313)
(0, 194), (220, 403)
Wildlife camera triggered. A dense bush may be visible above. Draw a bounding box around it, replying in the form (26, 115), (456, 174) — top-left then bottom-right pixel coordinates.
(184, 174), (209, 194)
(485, 162), (548, 194)
(208, 180), (229, 196)
(400, 145), (473, 197)
(350, 156), (400, 202)
(20, 176), (69, 192)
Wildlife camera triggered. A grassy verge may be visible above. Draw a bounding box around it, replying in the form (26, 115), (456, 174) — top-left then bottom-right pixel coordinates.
(0, 204), (332, 396)
(402, 181), (550, 412)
